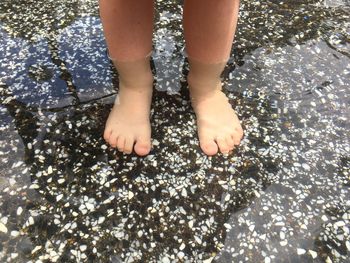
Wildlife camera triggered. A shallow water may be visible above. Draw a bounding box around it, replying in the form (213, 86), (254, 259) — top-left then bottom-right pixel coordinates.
(0, 0), (349, 262)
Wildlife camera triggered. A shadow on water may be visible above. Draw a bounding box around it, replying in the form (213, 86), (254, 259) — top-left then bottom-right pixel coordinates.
(0, 0), (349, 262)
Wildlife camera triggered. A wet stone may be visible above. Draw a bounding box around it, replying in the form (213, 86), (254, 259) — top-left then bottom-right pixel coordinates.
(16, 237), (33, 255)
(0, 0), (350, 262)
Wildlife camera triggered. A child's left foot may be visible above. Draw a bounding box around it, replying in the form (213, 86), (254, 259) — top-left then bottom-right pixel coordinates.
(188, 77), (243, 156)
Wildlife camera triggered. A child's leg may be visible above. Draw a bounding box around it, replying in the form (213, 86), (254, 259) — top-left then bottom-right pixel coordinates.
(183, 0), (243, 155)
(99, 0), (154, 156)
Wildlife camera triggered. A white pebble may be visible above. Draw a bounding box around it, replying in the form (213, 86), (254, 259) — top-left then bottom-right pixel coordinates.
(224, 223), (232, 230)
(128, 191), (134, 200)
(85, 203), (94, 211)
(194, 236), (202, 244)
(98, 217), (105, 224)
(279, 231), (285, 240)
(297, 248), (306, 255)
(80, 245), (87, 252)
(203, 257), (215, 263)
(308, 250), (317, 259)
(101, 145), (107, 150)
(177, 251), (184, 259)
(29, 184), (40, 189)
(280, 240), (288, 246)
(321, 215), (328, 221)
(58, 179), (65, 184)
(31, 245), (42, 254)
(292, 212), (302, 218)
(28, 217), (34, 225)
(17, 207), (23, 216)
(161, 257), (170, 263)
(334, 221), (345, 227)
(345, 241), (350, 251)
(56, 194), (63, 202)
(302, 163), (310, 171)
(10, 231), (20, 237)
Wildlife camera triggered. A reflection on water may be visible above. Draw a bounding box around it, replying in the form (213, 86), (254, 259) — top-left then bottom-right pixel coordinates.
(0, 0), (349, 262)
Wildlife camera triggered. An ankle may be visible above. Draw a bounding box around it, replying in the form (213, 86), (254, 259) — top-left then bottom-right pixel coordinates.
(119, 70), (154, 91)
(187, 72), (222, 99)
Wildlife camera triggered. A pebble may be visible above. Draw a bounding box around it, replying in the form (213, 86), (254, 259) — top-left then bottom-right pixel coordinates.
(224, 223), (232, 230)
(56, 194), (63, 202)
(302, 163), (311, 171)
(177, 251), (184, 259)
(128, 191), (134, 200)
(80, 245), (87, 252)
(17, 207), (23, 216)
(346, 241), (350, 251)
(161, 257), (170, 263)
(85, 203), (94, 211)
(31, 246), (42, 254)
(249, 225), (255, 232)
(11, 230), (20, 237)
(308, 250), (317, 259)
(0, 1), (349, 263)
(58, 179), (65, 184)
(203, 257), (215, 263)
(297, 248), (306, 255)
(292, 212), (302, 218)
(334, 221), (345, 227)
(179, 243), (185, 250)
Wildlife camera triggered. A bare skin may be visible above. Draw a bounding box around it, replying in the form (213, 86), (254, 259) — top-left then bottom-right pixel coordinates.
(103, 70), (153, 156)
(184, 0), (243, 155)
(100, 0), (154, 155)
(188, 73), (243, 155)
(100, 0), (243, 156)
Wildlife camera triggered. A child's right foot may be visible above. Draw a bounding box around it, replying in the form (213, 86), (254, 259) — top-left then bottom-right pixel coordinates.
(104, 72), (153, 156)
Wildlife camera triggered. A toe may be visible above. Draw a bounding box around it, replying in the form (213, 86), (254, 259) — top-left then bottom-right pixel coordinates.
(233, 126), (244, 145)
(236, 126), (244, 138)
(134, 135), (151, 156)
(226, 136), (235, 151)
(103, 128), (112, 143)
(124, 137), (135, 154)
(199, 135), (218, 156)
(216, 136), (230, 154)
(232, 134), (241, 146)
(109, 133), (118, 148)
(116, 136), (126, 152)
(231, 128), (243, 145)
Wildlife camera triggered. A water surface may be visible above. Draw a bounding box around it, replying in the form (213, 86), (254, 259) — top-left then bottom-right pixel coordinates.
(0, 0), (349, 262)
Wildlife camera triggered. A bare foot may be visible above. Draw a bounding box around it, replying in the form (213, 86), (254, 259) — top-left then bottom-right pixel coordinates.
(188, 77), (243, 156)
(104, 74), (153, 156)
